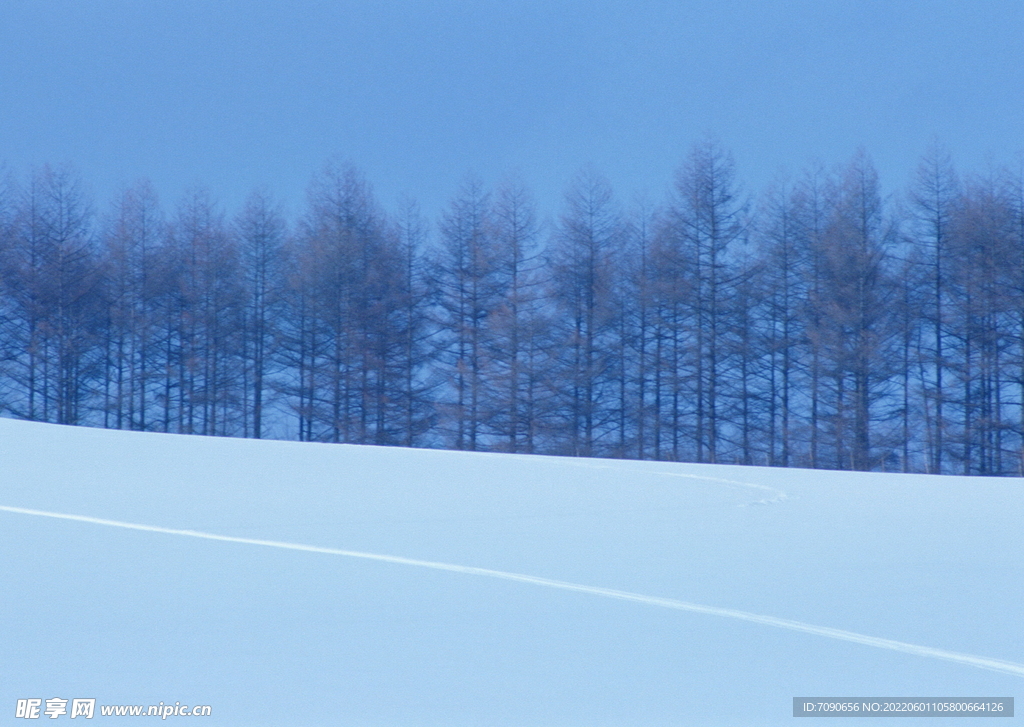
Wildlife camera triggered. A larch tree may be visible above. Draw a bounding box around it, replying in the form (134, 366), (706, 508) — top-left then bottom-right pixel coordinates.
(235, 188), (285, 439)
(393, 197), (435, 446)
(947, 173), (1016, 474)
(815, 152), (897, 470)
(621, 198), (659, 459)
(0, 166), (18, 413)
(549, 168), (623, 457)
(166, 188), (242, 436)
(5, 166), (101, 424)
(484, 175), (545, 453)
(299, 160), (396, 444)
(756, 178), (806, 467)
(669, 139), (746, 463)
(433, 176), (500, 451)
(908, 142), (960, 472)
(100, 180), (163, 431)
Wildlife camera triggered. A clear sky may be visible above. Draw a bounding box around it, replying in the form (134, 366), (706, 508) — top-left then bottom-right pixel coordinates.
(2, 0), (1022, 221)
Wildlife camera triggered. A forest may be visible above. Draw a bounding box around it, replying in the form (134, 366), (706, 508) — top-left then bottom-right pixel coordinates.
(1, 140), (1022, 475)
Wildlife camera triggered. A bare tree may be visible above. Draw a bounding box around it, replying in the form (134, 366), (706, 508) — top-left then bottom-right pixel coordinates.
(0, 166), (19, 414)
(100, 180), (163, 430)
(393, 197), (436, 446)
(433, 176), (499, 450)
(165, 187), (242, 435)
(814, 152), (897, 470)
(756, 177), (807, 466)
(908, 142), (959, 472)
(549, 168), (623, 456)
(298, 160), (397, 444)
(4, 166), (100, 424)
(669, 139), (746, 462)
(236, 188), (285, 438)
(622, 198), (659, 459)
(947, 173), (1016, 474)
(484, 175), (545, 452)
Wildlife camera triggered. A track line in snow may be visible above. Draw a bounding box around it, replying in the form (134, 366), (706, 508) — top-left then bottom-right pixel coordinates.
(2, 503), (1020, 678)
(568, 460), (788, 505)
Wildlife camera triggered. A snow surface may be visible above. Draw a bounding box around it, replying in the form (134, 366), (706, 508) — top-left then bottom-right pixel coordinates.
(1, 417), (1021, 725)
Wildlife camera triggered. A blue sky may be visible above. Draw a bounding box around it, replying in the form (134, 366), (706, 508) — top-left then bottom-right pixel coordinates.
(2, 0), (1022, 221)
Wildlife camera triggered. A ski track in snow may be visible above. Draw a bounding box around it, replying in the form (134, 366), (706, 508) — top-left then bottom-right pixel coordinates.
(568, 460), (788, 505)
(3, 504), (1021, 679)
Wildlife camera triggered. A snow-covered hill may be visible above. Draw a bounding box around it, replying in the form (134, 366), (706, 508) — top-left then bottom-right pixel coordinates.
(2, 417), (1021, 725)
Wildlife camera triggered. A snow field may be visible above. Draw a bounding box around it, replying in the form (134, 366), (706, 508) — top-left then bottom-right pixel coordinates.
(1, 418), (1021, 725)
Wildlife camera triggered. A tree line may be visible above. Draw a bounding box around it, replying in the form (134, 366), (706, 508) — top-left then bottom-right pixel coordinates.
(2, 141), (1023, 474)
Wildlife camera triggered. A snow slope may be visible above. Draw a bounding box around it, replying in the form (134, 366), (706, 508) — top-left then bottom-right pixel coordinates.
(1, 417), (1021, 725)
